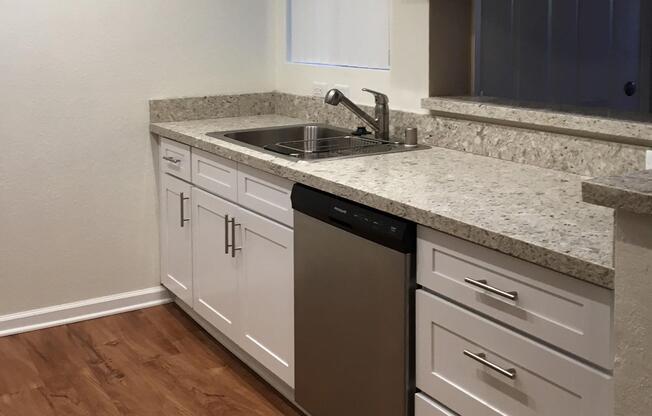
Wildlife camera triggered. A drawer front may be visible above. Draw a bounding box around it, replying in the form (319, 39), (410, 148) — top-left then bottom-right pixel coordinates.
(237, 164), (294, 227)
(415, 394), (458, 416)
(417, 226), (613, 370)
(160, 137), (191, 181)
(416, 290), (613, 416)
(191, 148), (238, 202)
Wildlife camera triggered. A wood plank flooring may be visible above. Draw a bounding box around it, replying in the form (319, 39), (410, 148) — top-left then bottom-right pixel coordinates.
(0, 304), (303, 416)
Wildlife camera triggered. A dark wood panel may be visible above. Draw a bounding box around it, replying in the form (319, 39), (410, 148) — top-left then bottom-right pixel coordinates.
(474, 0), (645, 112)
(549, 0), (579, 106)
(611, 0), (641, 111)
(577, 0), (612, 108)
(429, 0), (473, 96)
(515, 0), (550, 101)
(0, 304), (302, 416)
(479, 0), (515, 97)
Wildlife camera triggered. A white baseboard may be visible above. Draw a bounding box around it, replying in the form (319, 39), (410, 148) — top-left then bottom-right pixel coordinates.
(0, 286), (172, 337)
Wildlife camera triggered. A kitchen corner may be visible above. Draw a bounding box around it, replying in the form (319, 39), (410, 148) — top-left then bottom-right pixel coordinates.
(151, 90), (620, 415)
(151, 93), (616, 289)
(6, 1), (652, 415)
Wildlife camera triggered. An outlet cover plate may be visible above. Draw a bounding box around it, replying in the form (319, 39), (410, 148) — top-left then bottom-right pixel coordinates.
(312, 81), (328, 98)
(646, 150), (652, 169)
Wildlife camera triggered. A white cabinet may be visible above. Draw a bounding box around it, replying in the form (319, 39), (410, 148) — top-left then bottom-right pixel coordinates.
(160, 137), (191, 181)
(417, 226), (614, 370)
(191, 148), (238, 202)
(238, 207), (294, 387)
(191, 189), (295, 387)
(160, 174), (193, 305)
(159, 137), (295, 388)
(416, 290), (613, 416)
(416, 225), (614, 415)
(192, 187), (240, 341)
(237, 164), (294, 227)
(415, 394), (458, 416)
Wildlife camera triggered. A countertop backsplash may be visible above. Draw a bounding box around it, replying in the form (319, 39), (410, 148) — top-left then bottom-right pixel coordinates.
(151, 92), (651, 178)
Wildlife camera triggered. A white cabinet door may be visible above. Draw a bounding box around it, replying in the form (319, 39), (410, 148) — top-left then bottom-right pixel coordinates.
(160, 174), (193, 305)
(237, 206), (294, 387)
(192, 188), (241, 342)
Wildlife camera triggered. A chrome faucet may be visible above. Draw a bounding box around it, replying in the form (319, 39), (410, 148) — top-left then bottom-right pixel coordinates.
(324, 88), (390, 141)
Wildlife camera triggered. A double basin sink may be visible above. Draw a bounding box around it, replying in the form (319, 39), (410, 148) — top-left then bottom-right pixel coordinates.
(207, 124), (424, 161)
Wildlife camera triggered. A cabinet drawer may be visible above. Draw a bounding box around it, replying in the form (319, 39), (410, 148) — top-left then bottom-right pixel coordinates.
(237, 164), (294, 227)
(160, 137), (191, 181)
(416, 290), (613, 416)
(415, 393), (458, 416)
(191, 148), (238, 202)
(417, 226), (613, 369)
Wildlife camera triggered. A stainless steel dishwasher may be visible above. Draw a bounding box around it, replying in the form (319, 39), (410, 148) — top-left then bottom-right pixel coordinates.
(291, 184), (416, 416)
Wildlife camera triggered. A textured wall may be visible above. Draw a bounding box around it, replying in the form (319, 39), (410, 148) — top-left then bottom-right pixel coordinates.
(613, 210), (652, 416)
(0, 0), (275, 315)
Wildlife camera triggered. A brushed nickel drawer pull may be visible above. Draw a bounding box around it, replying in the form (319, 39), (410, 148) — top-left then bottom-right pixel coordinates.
(179, 192), (190, 227)
(227, 217), (242, 258)
(463, 350), (517, 379)
(464, 277), (518, 301)
(163, 156), (181, 164)
(224, 214), (230, 254)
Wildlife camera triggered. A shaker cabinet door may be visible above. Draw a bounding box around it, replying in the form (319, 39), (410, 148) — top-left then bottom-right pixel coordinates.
(192, 188), (240, 342)
(237, 207), (294, 388)
(160, 174), (193, 305)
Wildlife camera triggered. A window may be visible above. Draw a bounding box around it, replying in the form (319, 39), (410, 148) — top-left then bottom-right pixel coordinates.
(288, 0), (391, 70)
(474, 0), (652, 113)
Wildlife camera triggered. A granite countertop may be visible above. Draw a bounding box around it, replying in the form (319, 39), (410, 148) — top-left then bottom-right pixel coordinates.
(151, 115), (615, 289)
(583, 170), (652, 215)
(422, 96), (652, 147)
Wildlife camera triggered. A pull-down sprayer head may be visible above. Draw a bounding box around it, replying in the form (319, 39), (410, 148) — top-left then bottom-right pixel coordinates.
(324, 88), (345, 106)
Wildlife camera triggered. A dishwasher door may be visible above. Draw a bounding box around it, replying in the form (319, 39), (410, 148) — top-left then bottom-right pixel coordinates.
(294, 207), (414, 416)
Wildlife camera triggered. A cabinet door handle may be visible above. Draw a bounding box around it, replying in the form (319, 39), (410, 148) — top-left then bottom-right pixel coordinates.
(163, 156), (181, 164)
(463, 350), (516, 379)
(224, 214), (230, 254)
(179, 192), (190, 227)
(228, 217), (242, 258)
(464, 277), (518, 301)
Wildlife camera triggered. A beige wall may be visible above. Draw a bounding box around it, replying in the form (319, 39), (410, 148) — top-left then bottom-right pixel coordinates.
(613, 210), (652, 416)
(0, 0), (275, 315)
(273, 0), (430, 112)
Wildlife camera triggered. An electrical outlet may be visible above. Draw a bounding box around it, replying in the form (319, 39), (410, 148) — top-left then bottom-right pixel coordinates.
(333, 84), (350, 97)
(646, 150), (652, 169)
(312, 81), (328, 98)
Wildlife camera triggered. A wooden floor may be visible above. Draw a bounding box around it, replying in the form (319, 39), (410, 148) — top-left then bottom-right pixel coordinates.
(0, 304), (302, 416)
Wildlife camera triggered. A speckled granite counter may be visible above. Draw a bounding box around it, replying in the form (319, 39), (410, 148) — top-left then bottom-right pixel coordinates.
(583, 170), (652, 215)
(151, 115), (615, 289)
(422, 96), (652, 147)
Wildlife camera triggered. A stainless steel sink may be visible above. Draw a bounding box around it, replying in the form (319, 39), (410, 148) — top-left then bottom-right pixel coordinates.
(207, 124), (426, 161)
(216, 125), (351, 148)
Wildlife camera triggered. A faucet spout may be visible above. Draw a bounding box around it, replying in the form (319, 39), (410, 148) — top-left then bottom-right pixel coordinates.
(324, 88), (390, 141)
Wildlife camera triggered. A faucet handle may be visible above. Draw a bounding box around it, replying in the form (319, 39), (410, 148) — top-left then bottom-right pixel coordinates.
(362, 88), (389, 105)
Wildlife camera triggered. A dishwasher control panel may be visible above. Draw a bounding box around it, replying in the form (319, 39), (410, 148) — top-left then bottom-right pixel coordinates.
(292, 184), (415, 253)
